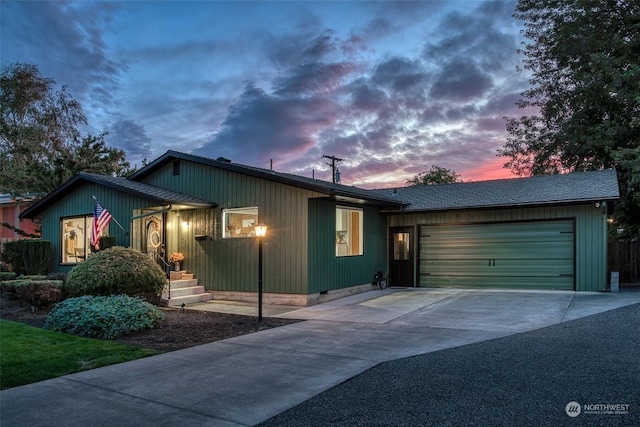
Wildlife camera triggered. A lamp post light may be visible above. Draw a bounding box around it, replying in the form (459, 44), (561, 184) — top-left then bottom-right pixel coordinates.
(254, 223), (268, 322)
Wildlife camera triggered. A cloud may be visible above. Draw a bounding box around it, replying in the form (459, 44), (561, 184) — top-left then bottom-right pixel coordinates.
(429, 60), (493, 102)
(106, 118), (153, 165)
(0, 1), (125, 107)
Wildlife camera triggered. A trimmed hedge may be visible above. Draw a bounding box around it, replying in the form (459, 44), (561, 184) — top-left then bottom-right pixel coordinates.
(0, 240), (52, 275)
(65, 247), (166, 302)
(44, 295), (165, 339)
(0, 279), (63, 308)
(14, 280), (63, 308)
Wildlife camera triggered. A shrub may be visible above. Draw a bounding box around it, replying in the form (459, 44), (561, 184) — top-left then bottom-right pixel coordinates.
(44, 295), (165, 339)
(99, 235), (117, 251)
(0, 263), (8, 272)
(0, 240), (52, 275)
(0, 240), (24, 274)
(20, 240), (52, 275)
(0, 280), (22, 300)
(13, 280), (63, 308)
(0, 272), (16, 281)
(65, 247), (166, 302)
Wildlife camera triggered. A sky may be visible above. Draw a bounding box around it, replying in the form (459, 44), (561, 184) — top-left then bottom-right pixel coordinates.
(1, 0), (531, 188)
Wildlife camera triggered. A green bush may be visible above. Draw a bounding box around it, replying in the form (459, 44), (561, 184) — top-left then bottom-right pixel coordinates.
(99, 235), (117, 251)
(44, 295), (166, 339)
(13, 280), (63, 308)
(0, 272), (17, 281)
(65, 247), (166, 302)
(0, 280), (23, 300)
(20, 240), (52, 275)
(0, 241), (24, 274)
(0, 263), (8, 272)
(0, 240), (52, 275)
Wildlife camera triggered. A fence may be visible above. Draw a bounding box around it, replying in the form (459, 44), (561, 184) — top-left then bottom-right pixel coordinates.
(608, 241), (639, 284)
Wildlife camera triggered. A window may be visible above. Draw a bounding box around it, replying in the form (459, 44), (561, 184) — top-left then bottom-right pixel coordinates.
(61, 215), (107, 264)
(336, 207), (363, 256)
(222, 207), (259, 238)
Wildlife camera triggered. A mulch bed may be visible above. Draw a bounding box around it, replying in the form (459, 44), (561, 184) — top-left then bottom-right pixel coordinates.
(0, 300), (300, 352)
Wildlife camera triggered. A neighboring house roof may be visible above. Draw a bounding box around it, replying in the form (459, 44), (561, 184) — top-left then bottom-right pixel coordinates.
(370, 169), (620, 212)
(20, 172), (216, 219)
(131, 150), (406, 208)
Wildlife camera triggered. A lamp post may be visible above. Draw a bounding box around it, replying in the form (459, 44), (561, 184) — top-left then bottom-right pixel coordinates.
(254, 223), (268, 322)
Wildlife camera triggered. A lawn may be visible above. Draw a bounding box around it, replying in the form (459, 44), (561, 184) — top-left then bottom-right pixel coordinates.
(0, 319), (160, 390)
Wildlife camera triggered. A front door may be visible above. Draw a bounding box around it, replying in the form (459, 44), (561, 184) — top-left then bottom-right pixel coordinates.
(145, 215), (165, 264)
(389, 227), (414, 287)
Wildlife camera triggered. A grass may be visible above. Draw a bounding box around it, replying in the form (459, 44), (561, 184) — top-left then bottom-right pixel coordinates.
(0, 319), (160, 390)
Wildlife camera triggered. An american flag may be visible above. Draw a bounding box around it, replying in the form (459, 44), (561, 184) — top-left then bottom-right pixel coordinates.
(91, 201), (113, 250)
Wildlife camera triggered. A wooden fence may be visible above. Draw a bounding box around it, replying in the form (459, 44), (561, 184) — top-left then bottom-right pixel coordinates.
(608, 241), (639, 284)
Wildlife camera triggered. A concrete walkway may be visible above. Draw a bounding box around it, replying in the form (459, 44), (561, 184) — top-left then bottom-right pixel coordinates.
(2, 288), (639, 427)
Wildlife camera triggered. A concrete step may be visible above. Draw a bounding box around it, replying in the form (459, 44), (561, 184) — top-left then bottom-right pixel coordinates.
(162, 285), (207, 299)
(163, 293), (212, 307)
(167, 279), (198, 289)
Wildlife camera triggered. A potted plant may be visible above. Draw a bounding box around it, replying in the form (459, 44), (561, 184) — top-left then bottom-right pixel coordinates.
(169, 252), (184, 271)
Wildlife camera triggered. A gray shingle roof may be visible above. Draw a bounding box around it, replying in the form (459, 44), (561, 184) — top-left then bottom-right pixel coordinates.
(133, 151), (405, 207)
(20, 172), (215, 218)
(370, 169), (619, 211)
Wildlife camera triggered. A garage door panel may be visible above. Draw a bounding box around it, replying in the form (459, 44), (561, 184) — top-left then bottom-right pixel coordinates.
(421, 259), (573, 276)
(420, 220), (574, 290)
(421, 275), (573, 290)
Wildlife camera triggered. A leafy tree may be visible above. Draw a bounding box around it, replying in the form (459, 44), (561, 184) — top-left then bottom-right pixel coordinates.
(0, 63), (132, 197)
(499, 0), (640, 239)
(406, 165), (463, 186)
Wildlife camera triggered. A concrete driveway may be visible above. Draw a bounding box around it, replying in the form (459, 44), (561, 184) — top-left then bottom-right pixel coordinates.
(2, 288), (639, 427)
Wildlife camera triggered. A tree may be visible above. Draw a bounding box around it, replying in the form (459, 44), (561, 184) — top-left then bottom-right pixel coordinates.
(0, 63), (131, 197)
(499, 0), (640, 239)
(406, 165), (463, 186)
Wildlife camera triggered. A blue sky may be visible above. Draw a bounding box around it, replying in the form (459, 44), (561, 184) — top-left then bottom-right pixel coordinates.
(1, 0), (529, 188)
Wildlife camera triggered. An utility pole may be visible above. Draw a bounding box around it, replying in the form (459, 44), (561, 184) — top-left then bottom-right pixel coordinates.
(322, 155), (343, 183)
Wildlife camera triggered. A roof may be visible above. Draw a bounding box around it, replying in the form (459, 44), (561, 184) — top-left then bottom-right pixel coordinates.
(370, 169), (620, 212)
(131, 150), (405, 208)
(20, 172), (216, 218)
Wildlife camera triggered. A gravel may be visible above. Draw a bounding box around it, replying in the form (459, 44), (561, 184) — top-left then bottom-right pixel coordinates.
(259, 303), (640, 427)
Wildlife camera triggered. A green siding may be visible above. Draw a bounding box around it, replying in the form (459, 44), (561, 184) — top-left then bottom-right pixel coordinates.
(36, 182), (160, 273)
(308, 199), (387, 293)
(388, 204), (608, 291)
(140, 161), (325, 294)
(420, 220), (574, 290)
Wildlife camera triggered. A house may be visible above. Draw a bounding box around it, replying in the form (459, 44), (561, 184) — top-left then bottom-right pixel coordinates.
(1, 193), (41, 252)
(20, 151), (619, 305)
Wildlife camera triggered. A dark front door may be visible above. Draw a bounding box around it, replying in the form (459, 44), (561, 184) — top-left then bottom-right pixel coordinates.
(389, 227), (414, 287)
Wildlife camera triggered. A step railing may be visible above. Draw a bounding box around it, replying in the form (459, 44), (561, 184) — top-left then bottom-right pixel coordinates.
(145, 251), (172, 301)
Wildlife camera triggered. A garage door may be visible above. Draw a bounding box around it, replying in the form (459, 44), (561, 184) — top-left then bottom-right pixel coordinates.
(419, 220), (574, 290)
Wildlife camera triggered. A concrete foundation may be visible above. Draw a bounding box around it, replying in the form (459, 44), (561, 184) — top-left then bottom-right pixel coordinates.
(211, 282), (376, 306)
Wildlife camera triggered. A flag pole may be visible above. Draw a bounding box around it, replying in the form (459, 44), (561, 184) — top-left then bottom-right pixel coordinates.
(92, 196), (127, 233)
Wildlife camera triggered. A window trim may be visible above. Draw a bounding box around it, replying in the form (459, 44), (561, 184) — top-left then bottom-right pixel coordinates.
(60, 214), (107, 265)
(222, 206), (259, 238)
(335, 206), (364, 257)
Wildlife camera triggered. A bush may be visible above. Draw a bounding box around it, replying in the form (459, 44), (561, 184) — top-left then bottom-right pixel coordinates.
(0, 263), (8, 272)
(44, 295), (165, 339)
(0, 240), (52, 275)
(65, 247), (166, 302)
(99, 235), (117, 251)
(0, 272), (16, 281)
(20, 240), (52, 275)
(0, 280), (22, 300)
(0, 241), (24, 274)
(14, 280), (63, 308)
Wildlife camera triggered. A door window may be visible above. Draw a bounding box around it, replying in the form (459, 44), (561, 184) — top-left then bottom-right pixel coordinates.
(393, 232), (410, 260)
